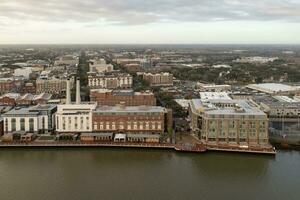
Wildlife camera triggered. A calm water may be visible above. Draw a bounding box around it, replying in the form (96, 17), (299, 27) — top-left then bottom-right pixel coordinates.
(0, 148), (299, 200)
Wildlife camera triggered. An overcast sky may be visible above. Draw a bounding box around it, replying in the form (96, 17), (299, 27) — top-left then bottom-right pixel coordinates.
(1, 0), (300, 44)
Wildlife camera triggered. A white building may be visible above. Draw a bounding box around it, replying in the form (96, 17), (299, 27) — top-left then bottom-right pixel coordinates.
(14, 67), (32, 79)
(55, 78), (97, 133)
(89, 59), (113, 73)
(88, 73), (133, 89)
(2, 105), (57, 134)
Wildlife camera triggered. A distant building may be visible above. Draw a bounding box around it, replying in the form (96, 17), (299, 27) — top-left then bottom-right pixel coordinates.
(14, 67), (32, 79)
(22, 82), (36, 94)
(247, 83), (300, 95)
(2, 104), (57, 134)
(234, 57), (278, 64)
(199, 92), (232, 100)
(253, 95), (300, 121)
(89, 59), (113, 73)
(0, 93), (52, 106)
(140, 72), (173, 86)
(0, 78), (23, 94)
(88, 73), (133, 89)
(189, 99), (269, 146)
(90, 89), (156, 106)
(36, 77), (74, 97)
(124, 63), (141, 73)
(54, 55), (79, 66)
(197, 82), (231, 92)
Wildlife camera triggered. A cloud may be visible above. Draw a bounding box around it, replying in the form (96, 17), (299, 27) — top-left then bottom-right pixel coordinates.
(0, 0), (300, 27)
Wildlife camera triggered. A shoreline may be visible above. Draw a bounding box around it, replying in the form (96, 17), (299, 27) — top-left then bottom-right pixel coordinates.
(0, 142), (276, 155)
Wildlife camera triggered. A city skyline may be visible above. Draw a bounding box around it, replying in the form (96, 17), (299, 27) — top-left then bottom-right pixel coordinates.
(1, 0), (300, 44)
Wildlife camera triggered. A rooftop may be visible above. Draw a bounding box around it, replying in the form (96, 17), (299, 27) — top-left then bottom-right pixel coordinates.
(200, 92), (232, 100)
(191, 99), (266, 116)
(247, 83), (300, 94)
(94, 105), (166, 113)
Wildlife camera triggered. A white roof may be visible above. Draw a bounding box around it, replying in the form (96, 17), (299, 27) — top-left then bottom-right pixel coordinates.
(200, 92), (232, 100)
(247, 83), (300, 94)
(115, 134), (126, 140)
(273, 96), (299, 103)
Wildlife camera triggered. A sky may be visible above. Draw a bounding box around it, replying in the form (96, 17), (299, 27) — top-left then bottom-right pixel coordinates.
(0, 0), (300, 44)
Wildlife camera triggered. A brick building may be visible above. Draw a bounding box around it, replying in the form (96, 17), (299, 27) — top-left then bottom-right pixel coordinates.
(92, 106), (172, 135)
(0, 78), (23, 94)
(124, 63), (141, 73)
(36, 77), (74, 97)
(90, 89), (156, 106)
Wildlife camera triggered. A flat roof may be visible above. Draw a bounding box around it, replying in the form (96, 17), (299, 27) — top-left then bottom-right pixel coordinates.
(94, 106), (166, 113)
(247, 83), (300, 94)
(190, 99), (266, 116)
(200, 92), (232, 100)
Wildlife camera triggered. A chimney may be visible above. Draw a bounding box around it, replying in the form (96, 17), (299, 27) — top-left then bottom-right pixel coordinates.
(66, 79), (71, 104)
(76, 78), (81, 104)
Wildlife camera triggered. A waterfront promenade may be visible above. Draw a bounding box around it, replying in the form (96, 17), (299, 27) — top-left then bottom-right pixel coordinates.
(0, 141), (276, 155)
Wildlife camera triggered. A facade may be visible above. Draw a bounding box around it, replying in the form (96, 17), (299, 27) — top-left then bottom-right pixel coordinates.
(88, 73), (133, 89)
(190, 99), (269, 146)
(141, 72), (173, 86)
(92, 106), (172, 135)
(36, 77), (74, 96)
(55, 103), (97, 133)
(2, 104), (57, 134)
(90, 89), (156, 106)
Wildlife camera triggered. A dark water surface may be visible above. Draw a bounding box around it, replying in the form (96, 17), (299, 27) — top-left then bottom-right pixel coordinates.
(0, 148), (299, 200)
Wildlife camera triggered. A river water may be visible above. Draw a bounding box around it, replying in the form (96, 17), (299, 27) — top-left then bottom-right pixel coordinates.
(0, 148), (299, 200)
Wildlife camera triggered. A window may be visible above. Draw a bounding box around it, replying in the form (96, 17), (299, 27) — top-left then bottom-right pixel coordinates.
(20, 118), (25, 131)
(11, 118), (16, 132)
(29, 118), (34, 132)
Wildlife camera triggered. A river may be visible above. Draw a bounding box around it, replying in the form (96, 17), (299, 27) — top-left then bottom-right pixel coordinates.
(0, 148), (299, 200)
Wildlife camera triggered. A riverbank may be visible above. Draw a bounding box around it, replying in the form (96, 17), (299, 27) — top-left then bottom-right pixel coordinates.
(0, 141), (276, 155)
